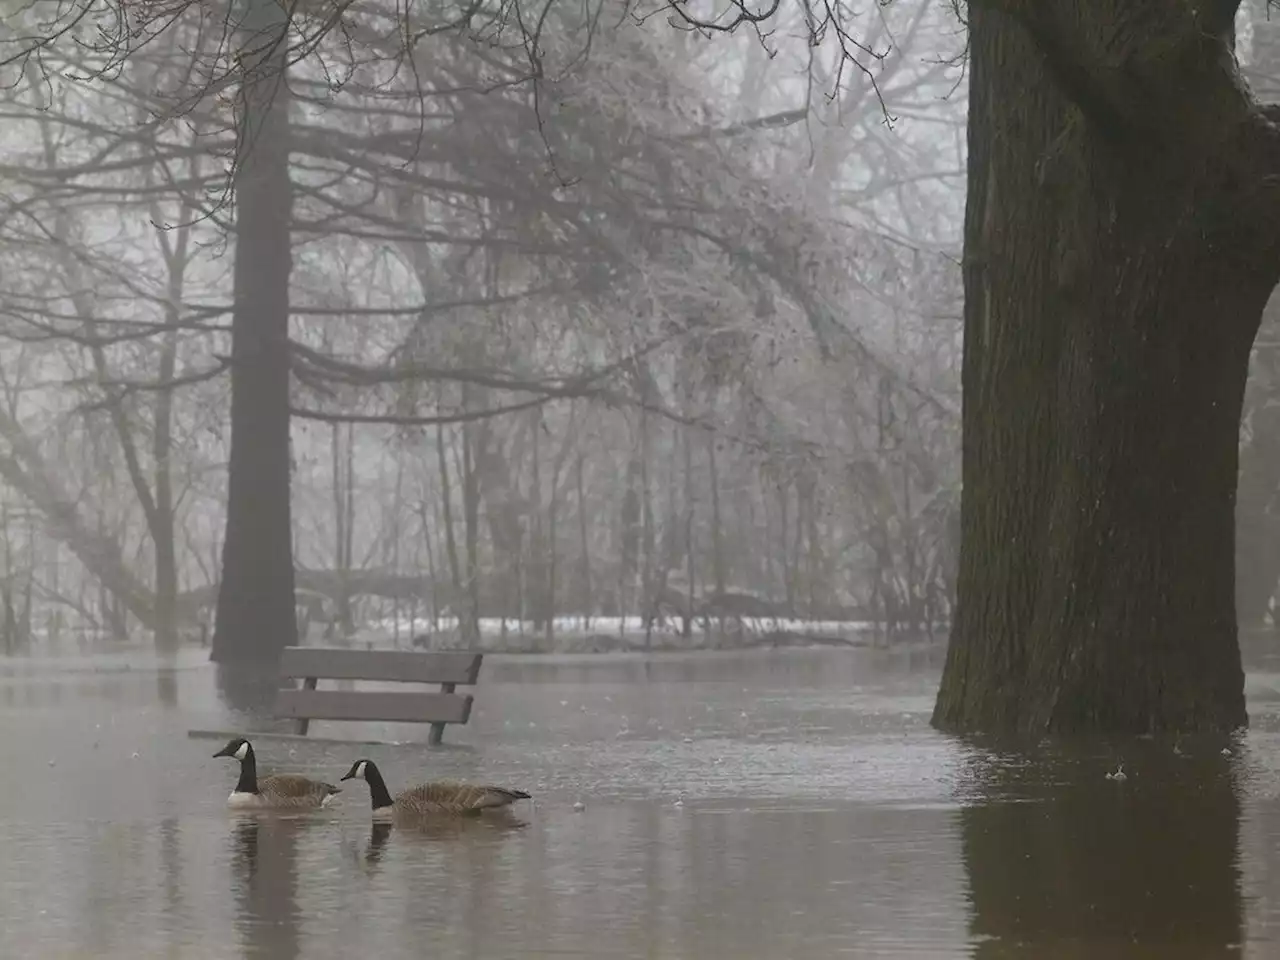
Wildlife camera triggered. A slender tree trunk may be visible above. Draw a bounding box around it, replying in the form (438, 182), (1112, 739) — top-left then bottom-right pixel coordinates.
(777, 481), (793, 612)
(47, 545), (61, 649)
(933, 7), (1280, 734)
(544, 438), (559, 649)
(804, 478), (823, 616)
(152, 335), (180, 654)
(707, 437), (726, 599)
(576, 450), (591, 627)
(681, 424), (696, 641)
(460, 409), (482, 645)
(419, 497), (440, 631)
(147, 191), (193, 656)
(529, 409), (545, 630)
(536, 414), (577, 643)
(211, 0), (296, 666)
(435, 419), (463, 630)
(619, 456), (640, 633)
(149, 209), (188, 656)
(471, 423), (524, 619)
(330, 422), (356, 636)
(389, 450), (404, 645)
(640, 409), (656, 648)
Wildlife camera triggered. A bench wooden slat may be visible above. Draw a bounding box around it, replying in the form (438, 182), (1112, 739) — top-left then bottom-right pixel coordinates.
(278, 647), (482, 685)
(275, 689), (474, 725)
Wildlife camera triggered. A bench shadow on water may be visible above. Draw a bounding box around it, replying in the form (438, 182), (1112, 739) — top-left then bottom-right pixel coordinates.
(0, 646), (1275, 957)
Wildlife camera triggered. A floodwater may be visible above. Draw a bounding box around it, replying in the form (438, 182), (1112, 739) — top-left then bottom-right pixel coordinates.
(5, 645), (1280, 958)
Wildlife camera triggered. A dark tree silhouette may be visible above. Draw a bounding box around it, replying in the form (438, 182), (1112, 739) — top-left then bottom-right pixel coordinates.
(933, 2), (1280, 733)
(210, 0), (297, 665)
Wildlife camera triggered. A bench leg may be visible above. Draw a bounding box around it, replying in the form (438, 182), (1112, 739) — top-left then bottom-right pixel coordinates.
(295, 676), (317, 736)
(428, 681), (456, 745)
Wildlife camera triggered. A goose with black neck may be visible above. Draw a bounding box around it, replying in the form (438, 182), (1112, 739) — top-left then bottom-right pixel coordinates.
(213, 737), (341, 810)
(340, 758), (530, 818)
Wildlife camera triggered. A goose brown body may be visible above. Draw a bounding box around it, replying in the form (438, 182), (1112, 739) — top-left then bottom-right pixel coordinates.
(213, 737), (340, 810)
(341, 759), (530, 818)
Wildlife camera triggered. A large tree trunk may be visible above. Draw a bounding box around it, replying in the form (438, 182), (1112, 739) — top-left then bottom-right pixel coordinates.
(933, 4), (1280, 734)
(211, 0), (296, 666)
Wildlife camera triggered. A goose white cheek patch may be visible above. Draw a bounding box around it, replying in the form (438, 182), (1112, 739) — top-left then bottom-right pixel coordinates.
(355, 761), (367, 779)
(234, 742), (249, 761)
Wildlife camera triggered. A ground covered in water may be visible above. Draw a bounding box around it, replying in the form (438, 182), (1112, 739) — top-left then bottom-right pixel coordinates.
(3, 645), (1280, 958)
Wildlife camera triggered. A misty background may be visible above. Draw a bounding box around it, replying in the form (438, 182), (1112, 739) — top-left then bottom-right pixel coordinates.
(0, 0), (968, 655)
(5, 4), (1280, 959)
(0, 1), (1273, 657)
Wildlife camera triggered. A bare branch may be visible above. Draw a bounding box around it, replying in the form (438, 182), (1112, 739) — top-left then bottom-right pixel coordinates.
(288, 334), (672, 392)
(70, 358), (232, 411)
(291, 393), (564, 425)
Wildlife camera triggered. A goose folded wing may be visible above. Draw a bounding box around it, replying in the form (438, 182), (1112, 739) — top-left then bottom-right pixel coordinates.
(400, 781), (528, 811)
(261, 774), (339, 797)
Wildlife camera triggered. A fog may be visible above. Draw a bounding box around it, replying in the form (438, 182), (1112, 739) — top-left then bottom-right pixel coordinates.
(2, 1), (1280, 957)
(0, 0), (968, 654)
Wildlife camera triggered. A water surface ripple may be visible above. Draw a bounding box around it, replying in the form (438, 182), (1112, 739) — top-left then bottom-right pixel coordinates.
(2, 645), (1278, 958)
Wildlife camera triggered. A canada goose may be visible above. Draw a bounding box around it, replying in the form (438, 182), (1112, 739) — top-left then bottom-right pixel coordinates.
(212, 737), (340, 810)
(340, 758), (530, 818)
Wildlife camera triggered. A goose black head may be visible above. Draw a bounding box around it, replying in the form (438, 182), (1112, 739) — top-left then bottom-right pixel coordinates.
(213, 737), (253, 761)
(341, 759), (372, 782)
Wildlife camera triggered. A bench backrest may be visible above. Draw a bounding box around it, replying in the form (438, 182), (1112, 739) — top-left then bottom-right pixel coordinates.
(279, 647), (482, 685)
(274, 647), (481, 728)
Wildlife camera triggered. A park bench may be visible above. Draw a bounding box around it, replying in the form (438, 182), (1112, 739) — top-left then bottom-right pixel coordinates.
(274, 646), (482, 745)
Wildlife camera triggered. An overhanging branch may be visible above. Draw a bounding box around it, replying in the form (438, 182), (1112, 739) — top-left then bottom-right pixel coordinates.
(972, 0), (1249, 152)
(291, 395), (564, 425)
(288, 334), (673, 393)
(70, 358), (231, 411)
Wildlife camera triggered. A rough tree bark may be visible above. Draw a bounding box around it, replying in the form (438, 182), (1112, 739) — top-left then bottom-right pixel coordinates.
(210, 0), (297, 665)
(933, 1), (1280, 734)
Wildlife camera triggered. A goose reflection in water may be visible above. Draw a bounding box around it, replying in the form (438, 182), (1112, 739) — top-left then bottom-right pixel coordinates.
(347, 812), (528, 888)
(229, 814), (313, 960)
(363, 809), (529, 854)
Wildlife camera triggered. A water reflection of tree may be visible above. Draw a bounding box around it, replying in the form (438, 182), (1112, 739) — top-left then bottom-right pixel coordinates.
(959, 741), (1243, 957)
(155, 664), (178, 707)
(159, 817), (184, 947)
(230, 815), (306, 960)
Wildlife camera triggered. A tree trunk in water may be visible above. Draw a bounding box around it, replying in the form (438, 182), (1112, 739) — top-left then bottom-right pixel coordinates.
(933, 7), (1280, 734)
(211, 0), (296, 666)
(151, 230), (186, 656)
